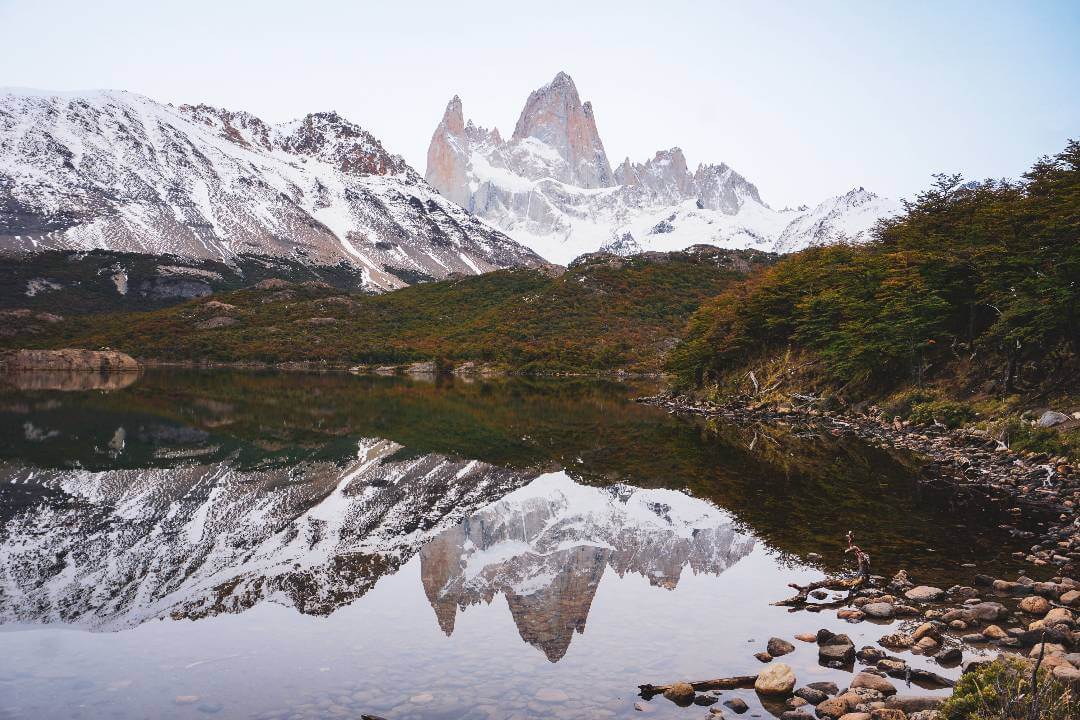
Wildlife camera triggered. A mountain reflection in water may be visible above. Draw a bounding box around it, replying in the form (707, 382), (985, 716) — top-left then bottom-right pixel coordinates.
(0, 369), (1051, 720)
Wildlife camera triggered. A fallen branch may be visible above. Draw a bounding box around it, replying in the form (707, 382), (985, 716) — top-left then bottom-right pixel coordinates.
(638, 675), (757, 698)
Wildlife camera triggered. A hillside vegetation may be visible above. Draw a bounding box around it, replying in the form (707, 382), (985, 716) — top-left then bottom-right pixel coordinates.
(668, 141), (1079, 404)
(2, 247), (772, 374)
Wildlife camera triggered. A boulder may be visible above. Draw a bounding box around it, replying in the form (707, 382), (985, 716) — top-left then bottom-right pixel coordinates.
(1060, 589), (1080, 606)
(662, 682), (695, 705)
(878, 633), (915, 649)
(849, 673), (897, 696)
(868, 710), (906, 720)
(768, 637), (796, 657)
(806, 681), (839, 696)
(723, 697), (749, 713)
(1053, 665), (1080, 686)
(904, 586), (945, 603)
(755, 663), (796, 695)
(819, 642), (856, 663)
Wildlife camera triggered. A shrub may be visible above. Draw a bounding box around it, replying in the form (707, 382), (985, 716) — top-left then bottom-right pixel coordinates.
(909, 399), (976, 428)
(939, 657), (1079, 720)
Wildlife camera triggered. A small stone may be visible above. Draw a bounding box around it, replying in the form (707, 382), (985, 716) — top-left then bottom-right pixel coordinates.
(912, 622), (937, 640)
(794, 687), (828, 705)
(849, 673), (897, 696)
(935, 647), (963, 664)
(904, 586), (945, 603)
(754, 651), (773, 663)
(723, 697), (749, 713)
(970, 602), (1008, 622)
(862, 602), (894, 619)
(807, 681), (840, 696)
(768, 637), (796, 657)
(694, 694), (719, 706)
(755, 663), (796, 695)
(983, 624), (1008, 639)
(633, 701), (652, 712)
(1019, 595), (1051, 614)
(787, 696), (809, 708)
(878, 633), (914, 649)
(815, 696), (851, 719)
(838, 609), (866, 622)
(914, 636), (940, 652)
(662, 683), (694, 706)
(795, 633), (818, 642)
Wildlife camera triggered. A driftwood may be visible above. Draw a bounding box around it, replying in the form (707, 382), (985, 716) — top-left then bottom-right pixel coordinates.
(638, 675), (757, 698)
(773, 531), (871, 607)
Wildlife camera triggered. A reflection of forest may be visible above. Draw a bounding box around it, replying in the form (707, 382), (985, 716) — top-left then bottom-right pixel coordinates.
(0, 370), (1033, 588)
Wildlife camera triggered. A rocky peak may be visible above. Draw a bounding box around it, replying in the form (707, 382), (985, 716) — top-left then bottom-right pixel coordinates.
(274, 112), (407, 177)
(440, 95), (465, 136)
(178, 104), (273, 151)
(694, 162), (764, 214)
(615, 147), (694, 204)
(510, 72), (614, 188)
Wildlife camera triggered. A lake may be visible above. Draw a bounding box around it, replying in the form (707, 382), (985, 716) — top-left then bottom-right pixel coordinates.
(0, 370), (1039, 719)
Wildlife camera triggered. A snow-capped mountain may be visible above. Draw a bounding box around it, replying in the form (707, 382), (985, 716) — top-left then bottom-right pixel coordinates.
(0, 89), (548, 291)
(426, 72), (900, 264)
(420, 473), (755, 661)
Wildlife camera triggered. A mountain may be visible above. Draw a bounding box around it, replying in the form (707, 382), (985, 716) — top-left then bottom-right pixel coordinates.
(0, 89), (548, 291)
(425, 72), (900, 264)
(419, 473), (755, 661)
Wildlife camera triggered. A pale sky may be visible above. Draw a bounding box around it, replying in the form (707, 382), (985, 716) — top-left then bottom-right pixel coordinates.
(2, 0), (1077, 208)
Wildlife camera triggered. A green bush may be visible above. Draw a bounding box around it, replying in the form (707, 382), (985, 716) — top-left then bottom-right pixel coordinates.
(909, 399), (976, 428)
(939, 658), (1079, 720)
(1001, 419), (1080, 460)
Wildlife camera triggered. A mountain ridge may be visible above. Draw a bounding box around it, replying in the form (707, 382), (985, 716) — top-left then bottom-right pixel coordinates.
(0, 88), (548, 291)
(425, 72), (900, 264)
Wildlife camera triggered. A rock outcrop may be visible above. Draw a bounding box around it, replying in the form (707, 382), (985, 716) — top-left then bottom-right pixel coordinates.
(2, 348), (139, 373)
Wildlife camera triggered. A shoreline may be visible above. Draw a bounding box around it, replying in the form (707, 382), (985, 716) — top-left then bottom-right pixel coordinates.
(635, 393), (1080, 716)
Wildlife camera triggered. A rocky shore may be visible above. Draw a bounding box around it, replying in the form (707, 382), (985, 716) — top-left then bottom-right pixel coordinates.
(635, 394), (1080, 718)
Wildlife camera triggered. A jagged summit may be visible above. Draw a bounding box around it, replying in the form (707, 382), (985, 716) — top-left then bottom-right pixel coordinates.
(424, 73), (899, 264)
(1, 88), (547, 290)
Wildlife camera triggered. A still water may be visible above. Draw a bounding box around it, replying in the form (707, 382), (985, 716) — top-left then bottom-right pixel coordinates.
(0, 370), (1037, 719)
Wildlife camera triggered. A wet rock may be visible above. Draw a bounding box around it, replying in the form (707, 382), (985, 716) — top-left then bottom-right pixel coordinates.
(694, 694), (719, 706)
(912, 622), (939, 641)
(914, 636), (940, 652)
(807, 682), (838, 699)
(755, 652), (774, 663)
(982, 624), (1008, 639)
(934, 647), (963, 664)
(877, 659), (908, 677)
(862, 602), (894, 619)
(816, 629), (837, 643)
(768, 637), (796, 657)
(787, 696), (809, 708)
(857, 646), (886, 663)
(868, 710), (906, 720)
(662, 682), (695, 706)
(815, 696), (851, 718)
(819, 642), (856, 663)
(970, 602), (1008, 622)
(838, 609), (866, 622)
(796, 633), (818, 643)
(878, 633), (914, 649)
(755, 663), (796, 695)
(849, 673), (896, 696)
(723, 697), (749, 713)
(885, 695), (944, 712)
(794, 687), (828, 705)
(904, 586), (945, 603)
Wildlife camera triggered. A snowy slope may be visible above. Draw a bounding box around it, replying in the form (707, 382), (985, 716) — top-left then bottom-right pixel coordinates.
(426, 72), (900, 264)
(0, 89), (548, 290)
